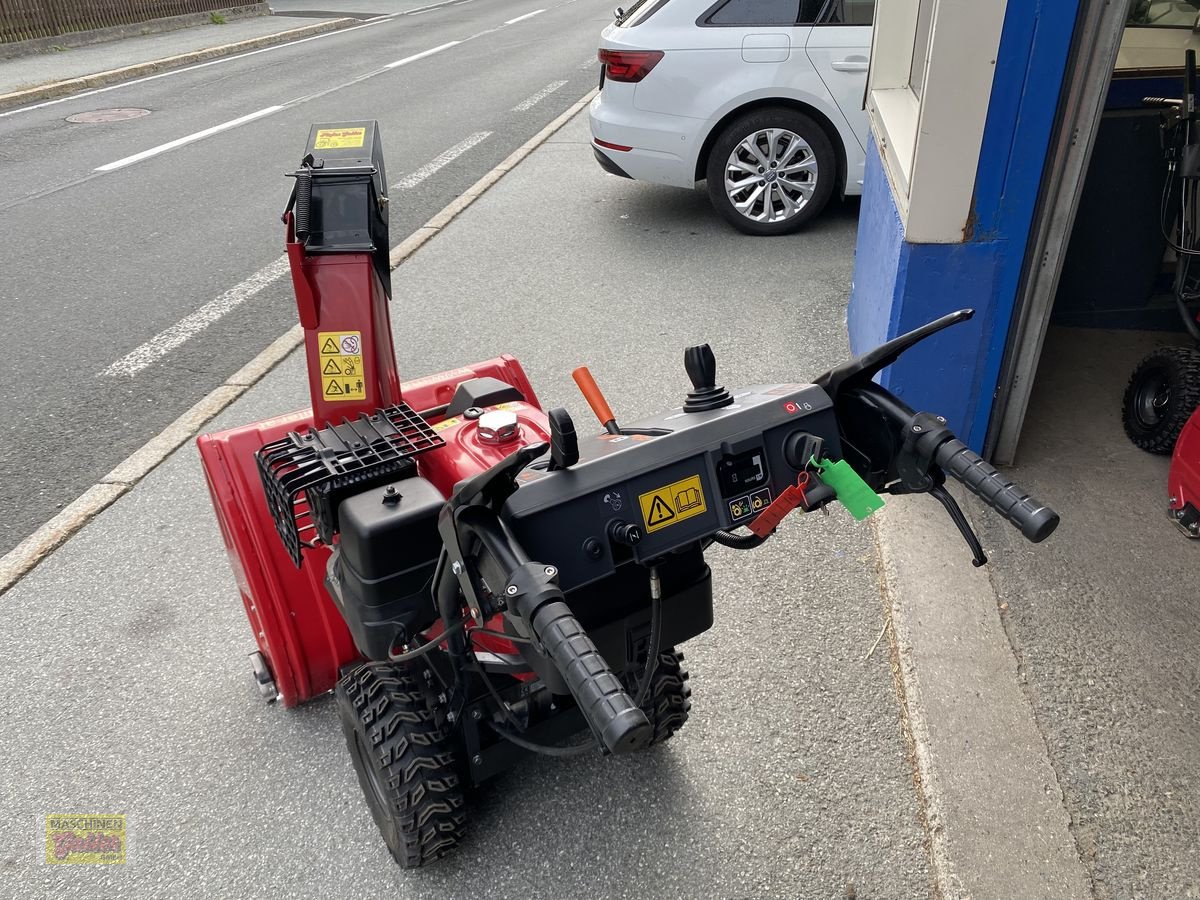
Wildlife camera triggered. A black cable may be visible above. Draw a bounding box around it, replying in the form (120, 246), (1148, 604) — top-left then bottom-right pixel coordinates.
(486, 721), (598, 758)
(471, 658), (599, 756)
(468, 658), (525, 730)
(467, 627), (533, 645)
(711, 529), (769, 550)
(387, 619), (466, 663)
(633, 570), (663, 707)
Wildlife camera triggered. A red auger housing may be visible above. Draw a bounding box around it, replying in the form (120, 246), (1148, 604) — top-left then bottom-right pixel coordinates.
(196, 121), (551, 706)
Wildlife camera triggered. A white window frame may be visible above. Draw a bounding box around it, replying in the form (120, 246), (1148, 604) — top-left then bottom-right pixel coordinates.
(866, 0), (1009, 243)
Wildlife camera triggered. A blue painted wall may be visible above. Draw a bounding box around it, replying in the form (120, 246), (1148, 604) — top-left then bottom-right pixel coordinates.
(847, 0), (1083, 451)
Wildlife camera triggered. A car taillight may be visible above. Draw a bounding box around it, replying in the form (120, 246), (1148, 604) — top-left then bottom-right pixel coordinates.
(598, 49), (664, 83)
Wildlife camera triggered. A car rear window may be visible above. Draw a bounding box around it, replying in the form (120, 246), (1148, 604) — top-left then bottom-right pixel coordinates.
(701, 0), (825, 26)
(616, 0), (672, 27)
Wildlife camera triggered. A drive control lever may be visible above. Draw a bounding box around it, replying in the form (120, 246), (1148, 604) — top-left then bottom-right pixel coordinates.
(683, 344), (733, 412)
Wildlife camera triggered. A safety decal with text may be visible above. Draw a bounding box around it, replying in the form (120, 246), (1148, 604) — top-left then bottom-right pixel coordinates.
(313, 127), (366, 150)
(318, 331), (366, 401)
(638, 475), (707, 534)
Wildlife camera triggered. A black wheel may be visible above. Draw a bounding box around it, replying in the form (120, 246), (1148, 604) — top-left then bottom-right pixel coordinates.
(335, 662), (466, 868)
(705, 107), (837, 236)
(626, 648), (691, 746)
(1121, 346), (1200, 454)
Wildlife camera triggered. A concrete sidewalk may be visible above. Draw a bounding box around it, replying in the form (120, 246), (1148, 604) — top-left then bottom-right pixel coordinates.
(0, 7), (352, 106)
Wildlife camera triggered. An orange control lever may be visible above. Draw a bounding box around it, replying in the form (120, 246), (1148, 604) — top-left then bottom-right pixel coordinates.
(572, 366), (621, 434)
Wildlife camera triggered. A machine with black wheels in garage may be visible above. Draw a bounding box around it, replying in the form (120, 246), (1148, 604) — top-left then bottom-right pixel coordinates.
(198, 121), (1062, 868)
(1119, 50), (1200, 537)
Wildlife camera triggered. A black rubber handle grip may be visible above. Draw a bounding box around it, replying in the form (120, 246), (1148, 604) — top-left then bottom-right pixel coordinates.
(529, 599), (651, 754)
(934, 439), (1059, 543)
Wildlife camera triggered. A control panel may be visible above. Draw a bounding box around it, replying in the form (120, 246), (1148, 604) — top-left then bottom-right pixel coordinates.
(502, 381), (842, 593)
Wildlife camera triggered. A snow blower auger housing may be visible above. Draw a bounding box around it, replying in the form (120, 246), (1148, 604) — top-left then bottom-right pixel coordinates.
(198, 123), (1063, 868)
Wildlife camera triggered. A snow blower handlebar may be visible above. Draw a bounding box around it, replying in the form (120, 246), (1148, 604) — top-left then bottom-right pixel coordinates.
(434, 311), (1059, 754)
(838, 382), (1059, 544)
(436, 443), (653, 754)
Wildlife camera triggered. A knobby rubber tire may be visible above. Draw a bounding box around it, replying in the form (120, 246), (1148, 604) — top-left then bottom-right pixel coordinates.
(336, 662), (466, 868)
(705, 107), (837, 236)
(625, 648), (692, 746)
(1121, 346), (1200, 454)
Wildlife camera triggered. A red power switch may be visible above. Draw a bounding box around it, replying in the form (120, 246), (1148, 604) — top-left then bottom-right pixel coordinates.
(748, 475), (809, 538)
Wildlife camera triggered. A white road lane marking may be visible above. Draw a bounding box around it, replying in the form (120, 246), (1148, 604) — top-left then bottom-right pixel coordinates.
(384, 41), (461, 68)
(91, 35), (467, 174)
(0, 0), (487, 119)
(512, 80), (568, 111)
(579, 55), (599, 70)
(99, 256), (291, 377)
(94, 105), (283, 171)
(99, 131), (490, 375)
(392, 132), (492, 189)
(505, 8), (545, 24)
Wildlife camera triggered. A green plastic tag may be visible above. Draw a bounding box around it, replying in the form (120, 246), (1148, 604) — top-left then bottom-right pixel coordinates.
(813, 457), (885, 521)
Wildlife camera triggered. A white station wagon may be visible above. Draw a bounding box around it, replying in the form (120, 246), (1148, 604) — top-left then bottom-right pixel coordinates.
(589, 0), (873, 235)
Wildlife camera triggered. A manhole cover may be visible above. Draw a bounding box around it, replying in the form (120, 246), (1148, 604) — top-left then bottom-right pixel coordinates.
(65, 108), (151, 124)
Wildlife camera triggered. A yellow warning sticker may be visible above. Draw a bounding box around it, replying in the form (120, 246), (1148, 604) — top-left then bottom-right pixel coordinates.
(314, 127), (366, 150)
(317, 331), (366, 401)
(638, 474), (707, 534)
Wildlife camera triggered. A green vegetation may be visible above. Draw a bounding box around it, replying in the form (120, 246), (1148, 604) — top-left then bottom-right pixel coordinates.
(209, 11), (227, 25)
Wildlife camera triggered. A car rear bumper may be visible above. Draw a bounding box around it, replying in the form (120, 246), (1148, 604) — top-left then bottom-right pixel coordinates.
(593, 146), (632, 179)
(588, 93), (700, 189)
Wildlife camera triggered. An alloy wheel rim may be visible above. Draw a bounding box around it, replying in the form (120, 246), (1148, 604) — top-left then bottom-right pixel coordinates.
(724, 128), (818, 223)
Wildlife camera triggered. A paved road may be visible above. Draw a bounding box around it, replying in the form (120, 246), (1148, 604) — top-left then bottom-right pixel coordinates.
(0, 0), (609, 557)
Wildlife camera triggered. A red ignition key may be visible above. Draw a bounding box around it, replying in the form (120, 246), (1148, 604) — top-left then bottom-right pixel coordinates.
(748, 477), (808, 538)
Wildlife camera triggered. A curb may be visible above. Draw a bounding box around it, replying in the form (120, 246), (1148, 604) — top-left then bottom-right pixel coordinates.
(0, 89), (598, 597)
(872, 500), (1092, 900)
(0, 16), (357, 112)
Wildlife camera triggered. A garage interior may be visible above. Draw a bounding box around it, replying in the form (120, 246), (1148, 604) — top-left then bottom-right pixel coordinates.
(972, 2), (1198, 891)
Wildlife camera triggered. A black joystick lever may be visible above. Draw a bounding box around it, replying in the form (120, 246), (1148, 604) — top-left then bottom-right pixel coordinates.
(683, 344), (734, 413)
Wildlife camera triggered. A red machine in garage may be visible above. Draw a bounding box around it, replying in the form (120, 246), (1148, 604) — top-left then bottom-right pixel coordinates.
(198, 121), (1062, 869)
(1169, 408), (1200, 536)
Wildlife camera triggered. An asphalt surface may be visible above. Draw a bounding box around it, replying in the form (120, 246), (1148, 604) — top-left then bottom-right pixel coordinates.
(0, 113), (932, 898)
(0, 9), (338, 94)
(974, 327), (1200, 900)
(0, 0), (610, 558)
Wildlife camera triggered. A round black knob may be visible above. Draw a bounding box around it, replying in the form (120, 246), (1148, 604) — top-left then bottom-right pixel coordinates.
(608, 520), (643, 547)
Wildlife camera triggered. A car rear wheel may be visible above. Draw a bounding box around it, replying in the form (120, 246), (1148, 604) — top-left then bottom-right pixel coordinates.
(705, 107), (836, 236)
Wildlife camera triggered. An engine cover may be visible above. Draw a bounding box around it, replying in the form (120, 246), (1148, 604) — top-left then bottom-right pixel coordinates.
(326, 476), (444, 659)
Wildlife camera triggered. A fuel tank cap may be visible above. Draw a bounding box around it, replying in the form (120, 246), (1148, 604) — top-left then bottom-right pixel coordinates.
(477, 409), (520, 445)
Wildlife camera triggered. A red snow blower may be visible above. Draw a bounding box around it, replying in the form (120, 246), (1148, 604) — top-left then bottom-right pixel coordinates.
(198, 122), (1062, 867)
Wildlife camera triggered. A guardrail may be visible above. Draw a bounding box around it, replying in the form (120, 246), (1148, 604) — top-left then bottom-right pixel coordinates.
(0, 0), (241, 43)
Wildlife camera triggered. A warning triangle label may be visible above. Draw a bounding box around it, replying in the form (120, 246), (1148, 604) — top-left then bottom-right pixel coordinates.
(325, 379), (344, 396)
(323, 358), (342, 375)
(646, 495), (675, 527)
(320, 337), (339, 354)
